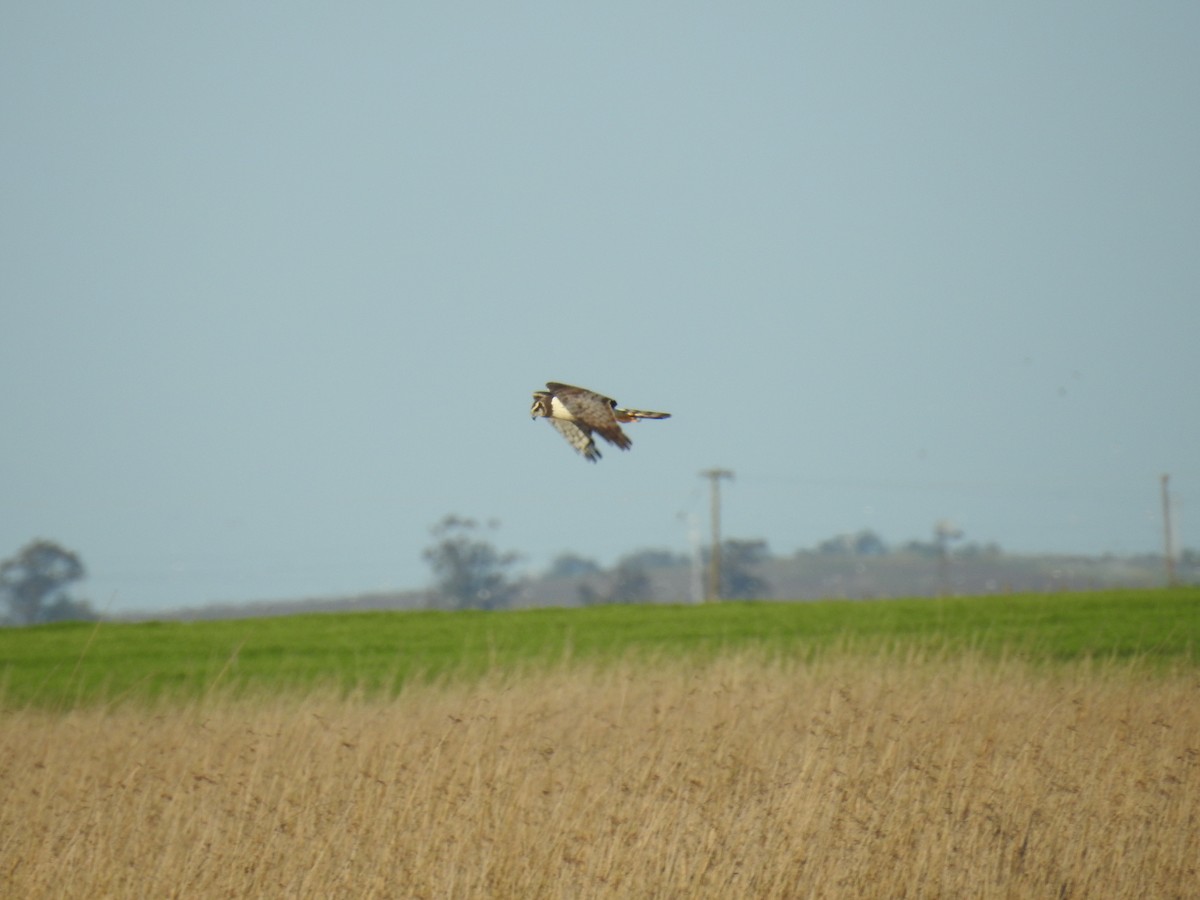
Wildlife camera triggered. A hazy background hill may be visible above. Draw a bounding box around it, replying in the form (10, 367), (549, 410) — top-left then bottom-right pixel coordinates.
(115, 543), (1193, 622)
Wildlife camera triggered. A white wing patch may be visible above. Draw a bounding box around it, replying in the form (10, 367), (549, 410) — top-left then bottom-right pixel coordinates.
(548, 396), (578, 421)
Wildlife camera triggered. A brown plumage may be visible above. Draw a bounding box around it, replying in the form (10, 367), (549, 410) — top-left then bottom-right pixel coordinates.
(530, 382), (670, 462)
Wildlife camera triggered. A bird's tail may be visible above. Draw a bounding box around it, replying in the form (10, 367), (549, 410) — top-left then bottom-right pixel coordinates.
(615, 407), (671, 423)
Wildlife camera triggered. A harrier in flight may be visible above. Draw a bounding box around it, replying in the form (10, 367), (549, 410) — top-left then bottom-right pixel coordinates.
(530, 382), (670, 462)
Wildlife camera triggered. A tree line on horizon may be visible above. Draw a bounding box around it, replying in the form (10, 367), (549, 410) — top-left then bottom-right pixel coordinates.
(420, 516), (1198, 612)
(4, 521), (1197, 624)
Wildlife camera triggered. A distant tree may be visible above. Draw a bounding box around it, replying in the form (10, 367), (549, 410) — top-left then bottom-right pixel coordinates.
(704, 538), (771, 600)
(956, 542), (1003, 559)
(616, 548), (688, 570)
(422, 516), (520, 610)
(816, 530), (887, 556)
(0, 540), (95, 626)
(546, 553), (601, 578)
(577, 582), (603, 606)
(816, 534), (852, 555)
(608, 560), (653, 603)
(852, 530), (888, 556)
(577, 557), (655, 606)
(899, 539), (940, 559)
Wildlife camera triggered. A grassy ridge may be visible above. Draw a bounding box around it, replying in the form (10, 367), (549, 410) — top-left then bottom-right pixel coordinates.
(2, 588), (1197, 708)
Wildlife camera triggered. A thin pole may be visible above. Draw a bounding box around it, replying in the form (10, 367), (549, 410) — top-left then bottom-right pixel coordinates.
(699, 469), (734, 602)
(934, 520), (962, 597)
(1162, 474), (1178, 587)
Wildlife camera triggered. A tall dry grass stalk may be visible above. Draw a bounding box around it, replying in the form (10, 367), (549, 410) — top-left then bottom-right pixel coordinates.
(2, 651), (1196, 898)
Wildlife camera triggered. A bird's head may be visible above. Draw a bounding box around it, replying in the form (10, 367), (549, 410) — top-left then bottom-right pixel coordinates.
(530, 391), (551, 419)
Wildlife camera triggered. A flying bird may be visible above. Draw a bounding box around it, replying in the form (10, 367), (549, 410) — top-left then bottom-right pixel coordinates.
(530, 382), (671, 462)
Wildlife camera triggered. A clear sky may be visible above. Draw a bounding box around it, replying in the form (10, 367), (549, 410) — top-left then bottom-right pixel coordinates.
(3, 3), (1197, 615)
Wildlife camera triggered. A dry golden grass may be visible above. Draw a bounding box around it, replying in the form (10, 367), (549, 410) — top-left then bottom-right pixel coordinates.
(2, 652), (1197, 898)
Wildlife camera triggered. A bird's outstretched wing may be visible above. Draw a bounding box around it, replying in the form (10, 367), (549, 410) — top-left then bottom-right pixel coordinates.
(546, 382), (631, 450)
(548, 417), (601, 462)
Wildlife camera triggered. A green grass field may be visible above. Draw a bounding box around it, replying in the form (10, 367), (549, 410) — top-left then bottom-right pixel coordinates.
(2, 588), (1197, 709)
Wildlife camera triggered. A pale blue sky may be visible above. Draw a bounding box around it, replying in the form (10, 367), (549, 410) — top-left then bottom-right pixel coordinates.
(3, 3), (1197, 614)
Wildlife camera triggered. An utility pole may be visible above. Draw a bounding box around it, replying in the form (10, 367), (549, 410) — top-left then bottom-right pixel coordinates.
(699, 468), (734, 602)
(1162, 474), (1178, 587)
(934, 520), (963, 597)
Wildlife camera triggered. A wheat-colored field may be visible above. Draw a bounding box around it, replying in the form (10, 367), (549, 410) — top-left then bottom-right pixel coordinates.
(2, 652), (1196, 898)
